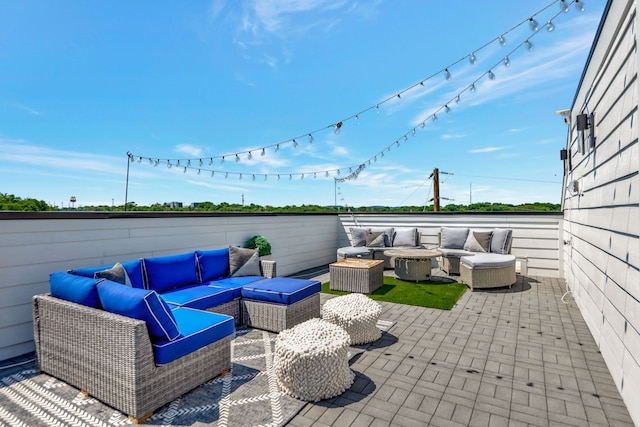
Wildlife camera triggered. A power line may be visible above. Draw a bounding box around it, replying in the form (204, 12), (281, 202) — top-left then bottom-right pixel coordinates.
(447, 173), (561, 184)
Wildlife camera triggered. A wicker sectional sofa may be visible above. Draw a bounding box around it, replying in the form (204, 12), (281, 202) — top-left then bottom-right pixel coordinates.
(33, 246), (321, 423)
(337, 226), (422, 268)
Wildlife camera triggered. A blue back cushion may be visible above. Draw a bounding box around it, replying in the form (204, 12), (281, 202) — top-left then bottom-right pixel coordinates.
(97, 280), (181, 342)
(143, 252), (199, 293)
(196, 248), (229, 282)
(68, 259), (145, 289)
(50, 271), (101, 308)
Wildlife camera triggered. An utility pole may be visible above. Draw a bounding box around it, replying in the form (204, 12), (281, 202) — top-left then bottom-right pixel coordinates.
(432, 168), (440, 212)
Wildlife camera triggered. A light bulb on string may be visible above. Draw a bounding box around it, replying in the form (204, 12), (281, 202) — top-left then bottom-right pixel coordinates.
(314, 172), (317, 179)
(432, 113), (438, 122)
(183, 167), (187, 173)
(488, 70), (496, 80)
(278, 174), (281, 180)
(503, 56), (510, 67)
(444, 104), (451, 113)
(275, 144), (280, 152)
(412, 129), (416, 136)
(560, 0), (569, 12)
(176, 160), (181, 167)
(525, 39), (534, 51)
(375, 105), (380, 114)
(167, 160), (172, 168)
(220, 156), (225, 165)
(155, 159), (160, 166)
(455, 94), (461, 103)
(469, 52), (477, 64)
(261, 148), (265, 156)
(289, 174), (293, 180)
(308, 133), (314, 143)
(197, 169), (201, 175)
(209, 158), (213, 165)
(199, 159), (203, 166)
(301, 174), (304, 180)
(421, 121), (426, 128)
(444, 68), (452, 80)
(252, 174), (255, 181)
(235, 154), (240, 162)
(529, 17), (539, 31)
(404, 135), (408, 142)
(187, 160), (191, 167)
(546, 21), (554, 31)
(264, 175), (267, 181)
(334, 122), (342, 134)
(211, 171), (215, 177)
(225, 172), (228, 179)
(137, 156), (142, 163)
(325, 171), (329, 177)
(247, 151), (252, 160)
(380, 151), (384, 158)
(292, 139), (298, 148)
(575, 0), (584, 12)
(239, 174), (242, 180)
(470, 83), (476, 92)
(498, 35), (506, 46)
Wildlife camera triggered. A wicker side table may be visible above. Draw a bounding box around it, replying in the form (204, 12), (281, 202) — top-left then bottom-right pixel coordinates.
(329, 259), (384, 293)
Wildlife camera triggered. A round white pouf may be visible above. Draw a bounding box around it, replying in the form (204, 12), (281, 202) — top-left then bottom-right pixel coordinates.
(321, 293), (382, 345)
(273, 318), (354, 402)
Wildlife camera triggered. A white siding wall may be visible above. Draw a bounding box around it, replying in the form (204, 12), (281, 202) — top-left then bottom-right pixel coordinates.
(562, 1), (640, 424)
(338, 212), (563, 277)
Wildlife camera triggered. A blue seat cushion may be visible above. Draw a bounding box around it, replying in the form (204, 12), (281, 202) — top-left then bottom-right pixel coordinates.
(240, 278), (320, 305)
(143, 252), (199, 293)
(97, 280), (181, 342)
(196, 248), (230, 282)
(68, 259), (145, 289)
(152, 308), (234, 365)
(50, 272), (101, 308)
(206, 276), (266, 298)
(161, 284), (235, 310)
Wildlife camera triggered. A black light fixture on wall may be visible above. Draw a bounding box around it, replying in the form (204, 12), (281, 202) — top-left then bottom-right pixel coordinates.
(576, 112), (595, 153)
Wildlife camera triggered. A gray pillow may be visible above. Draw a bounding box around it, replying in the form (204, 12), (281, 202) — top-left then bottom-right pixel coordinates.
(370, 227), (394, 247)
(228, 245), (262, 277)
(365, 231), (385, 247)
(393, 227), (418, 247)
(350, 227), (369, 247)
(440, 227), (469, 249)
(95, 262), (132, 286)
(464, 231), (493, 253)
(490, 228), (513, 254)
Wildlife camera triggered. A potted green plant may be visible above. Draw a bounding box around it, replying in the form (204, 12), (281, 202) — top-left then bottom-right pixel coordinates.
(244, 235), (272, 257)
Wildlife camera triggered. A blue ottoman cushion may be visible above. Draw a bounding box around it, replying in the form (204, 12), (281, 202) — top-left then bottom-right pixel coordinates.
(240, 278), (320, 305)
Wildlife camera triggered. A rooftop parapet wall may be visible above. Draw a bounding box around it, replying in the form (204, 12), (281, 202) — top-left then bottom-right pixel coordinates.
(0, 211), (562, 363)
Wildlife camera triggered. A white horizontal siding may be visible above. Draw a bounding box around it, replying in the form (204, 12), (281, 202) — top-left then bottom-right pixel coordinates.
(563, 1), (640, 424)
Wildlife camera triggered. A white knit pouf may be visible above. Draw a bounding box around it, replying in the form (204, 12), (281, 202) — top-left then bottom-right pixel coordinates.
(273, 318), (354, 402)
(321, 293), (382, 345)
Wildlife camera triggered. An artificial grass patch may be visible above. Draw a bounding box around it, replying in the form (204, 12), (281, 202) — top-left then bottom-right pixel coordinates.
(322, 276), (467, 310)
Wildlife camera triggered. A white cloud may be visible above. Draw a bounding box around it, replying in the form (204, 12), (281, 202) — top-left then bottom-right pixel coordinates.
(469, 146), (506, 153)
(175, 144), (203, 157)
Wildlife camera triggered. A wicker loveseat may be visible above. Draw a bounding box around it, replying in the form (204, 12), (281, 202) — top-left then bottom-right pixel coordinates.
(337, 227), (422, 268)
(436, 227), (516, 290)
(34, 246), (321, 422)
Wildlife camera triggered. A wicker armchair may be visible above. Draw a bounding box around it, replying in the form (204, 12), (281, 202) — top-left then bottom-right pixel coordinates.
(33, 294), (231, 423)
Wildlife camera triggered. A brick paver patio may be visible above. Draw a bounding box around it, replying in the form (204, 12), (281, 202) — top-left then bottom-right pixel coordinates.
(288, 270), (634, 426)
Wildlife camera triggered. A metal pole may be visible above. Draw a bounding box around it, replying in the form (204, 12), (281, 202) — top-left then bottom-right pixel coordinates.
(125, 152), (131, 212)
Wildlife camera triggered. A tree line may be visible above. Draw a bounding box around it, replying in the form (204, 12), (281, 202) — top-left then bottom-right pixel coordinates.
(1, 193), (560, 212)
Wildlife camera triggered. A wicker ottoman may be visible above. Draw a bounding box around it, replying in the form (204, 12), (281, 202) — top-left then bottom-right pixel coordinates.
(321, 293), (382, 345)
(329, 259), (384, 293)
(460, 253), (516, 291)
(273, 318), (354, 402)
(240, 278), (321, 332)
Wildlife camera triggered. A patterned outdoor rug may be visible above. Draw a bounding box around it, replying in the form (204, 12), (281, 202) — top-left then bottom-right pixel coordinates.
(0, 320), (395, 426)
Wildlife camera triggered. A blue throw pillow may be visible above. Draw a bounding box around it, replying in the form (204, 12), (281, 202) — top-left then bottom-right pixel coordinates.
(196, 248), (230, 282)
(50, 271), (101, 308)
(97, 280), (181, 342)
(142, 252), (199, 293)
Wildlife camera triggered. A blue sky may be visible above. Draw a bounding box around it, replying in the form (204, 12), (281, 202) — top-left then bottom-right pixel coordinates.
(0, 0), (606, 208)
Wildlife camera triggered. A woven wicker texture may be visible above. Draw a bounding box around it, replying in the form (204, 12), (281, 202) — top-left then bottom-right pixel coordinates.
(273, 318), (354, 402)
(460, 263), (516, 290)
(322, 293), (382, 345)
(329, 260), (383, 293)
(206, 299), (241, 325)
(260, 259), (276, 278)
(33, 294), (231, 421)
(241, 293), (320, 332)
(440, 255), (461, 275)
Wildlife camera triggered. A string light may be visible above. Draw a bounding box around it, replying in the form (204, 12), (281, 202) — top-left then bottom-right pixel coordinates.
(129, 0), (584, 186)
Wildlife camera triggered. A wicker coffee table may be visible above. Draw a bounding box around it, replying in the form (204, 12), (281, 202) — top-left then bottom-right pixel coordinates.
(383, 248), (439, 282)
(329, 259), (384, 293)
